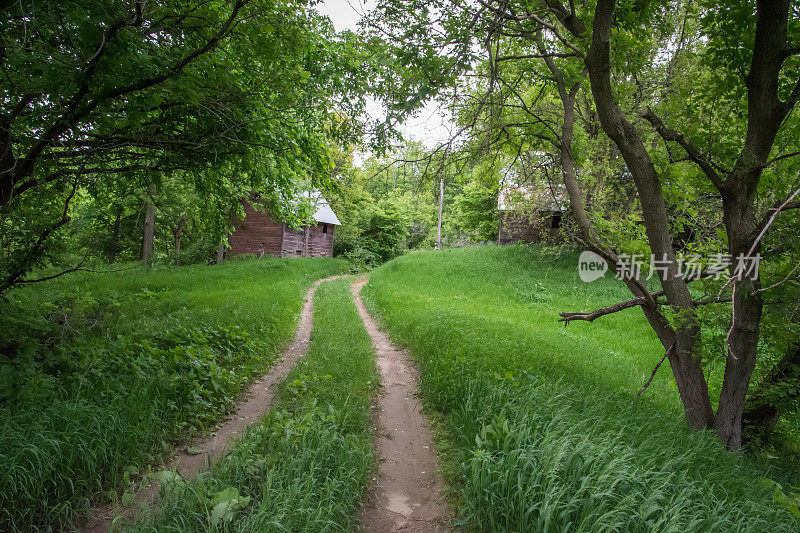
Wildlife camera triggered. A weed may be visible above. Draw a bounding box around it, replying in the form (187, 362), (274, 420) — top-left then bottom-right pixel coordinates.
(364, 245), (800, 532)
(0, 257), (345, 531)
(130, 278), (378, 532)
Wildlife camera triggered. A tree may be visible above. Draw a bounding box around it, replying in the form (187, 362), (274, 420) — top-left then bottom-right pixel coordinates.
(0, 0), (369, 290)
(369, 0), (800, 448)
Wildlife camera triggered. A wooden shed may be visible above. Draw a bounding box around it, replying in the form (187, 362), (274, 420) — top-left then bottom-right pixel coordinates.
(498, 185), (567, 245)
(228, 191), (341, 258)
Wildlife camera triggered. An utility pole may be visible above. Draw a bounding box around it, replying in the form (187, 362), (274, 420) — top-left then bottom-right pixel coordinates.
(436, 176), (444, 250)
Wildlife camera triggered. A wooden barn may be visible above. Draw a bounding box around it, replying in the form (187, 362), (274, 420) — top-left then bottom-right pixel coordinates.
(228, 191), (340, 258)
(498, 185), (567, 245)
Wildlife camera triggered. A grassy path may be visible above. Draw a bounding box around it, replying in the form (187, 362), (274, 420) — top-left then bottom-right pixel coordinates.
(1, 258), (345, 531)
(129, 278), (378, 532)
(83, 276), (338, 531)
(364, 246), (799, 532)
(352, 279), (450, 532)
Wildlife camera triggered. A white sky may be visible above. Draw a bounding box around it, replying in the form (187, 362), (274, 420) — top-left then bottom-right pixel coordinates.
(315, 0), (454, 152)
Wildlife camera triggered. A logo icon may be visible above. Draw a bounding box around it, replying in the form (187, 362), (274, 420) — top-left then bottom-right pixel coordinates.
(578, 250), (608, 282)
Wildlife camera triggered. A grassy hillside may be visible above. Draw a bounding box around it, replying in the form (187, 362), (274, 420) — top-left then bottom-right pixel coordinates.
(364, 245), (799, 532)
(0, 257), (345, 531)
(132, 278), (378, 532)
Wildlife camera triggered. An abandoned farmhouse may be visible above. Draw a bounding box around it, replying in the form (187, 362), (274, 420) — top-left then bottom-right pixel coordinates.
(228, 191), (340, 258)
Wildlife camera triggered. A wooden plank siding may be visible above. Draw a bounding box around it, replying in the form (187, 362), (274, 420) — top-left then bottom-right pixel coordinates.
(498, 210), (562, 245)
(229, 198), (337, 258)
(228, 199), (283, 257)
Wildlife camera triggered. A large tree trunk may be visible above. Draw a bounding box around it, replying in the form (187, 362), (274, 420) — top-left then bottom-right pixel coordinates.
(141, 185), (156, 266)
(713, 0), (793, 448)
(715, 200), (763, 448)
(544, 39), (714, 431)
(585, 0), (715, 431)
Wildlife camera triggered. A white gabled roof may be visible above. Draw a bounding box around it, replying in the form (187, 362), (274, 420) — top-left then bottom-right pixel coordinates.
(308, 190), (341, 225)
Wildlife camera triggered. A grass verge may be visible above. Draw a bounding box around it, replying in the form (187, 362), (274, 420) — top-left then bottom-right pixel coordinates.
(0, 257), (345, 531)
(129, 277), (378, 532)
(363, 245), (800, 532)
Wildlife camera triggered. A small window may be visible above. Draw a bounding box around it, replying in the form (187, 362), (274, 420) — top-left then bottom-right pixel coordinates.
(551, 213), (562, 229)
(322, 223), (328, 234)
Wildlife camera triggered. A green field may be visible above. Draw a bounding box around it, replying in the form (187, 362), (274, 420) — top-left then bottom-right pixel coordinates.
(363, 245), (800, 532)
(3, 247), (799, 532)
(131, 277), (377, 532)
(0, 257), (345, 531)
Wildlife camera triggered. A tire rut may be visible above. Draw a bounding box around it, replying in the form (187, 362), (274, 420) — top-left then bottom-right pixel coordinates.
(352, 279), (450, 532)
(80, 276), (338, 532)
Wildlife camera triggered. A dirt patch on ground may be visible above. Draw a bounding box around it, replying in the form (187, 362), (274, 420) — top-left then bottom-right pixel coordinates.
(352, 279), (450, 532)
(80, 276), (335, 532)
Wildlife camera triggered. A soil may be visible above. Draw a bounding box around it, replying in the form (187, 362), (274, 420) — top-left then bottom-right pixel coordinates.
(79, 276), (334, 532)
(352, 279), (450, 532)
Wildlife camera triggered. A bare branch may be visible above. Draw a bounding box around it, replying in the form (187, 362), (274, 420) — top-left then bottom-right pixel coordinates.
(559, 296), (648, 324)
(12, 254), (90, 285)
(496, 52), (580, 61)
(636, 341), (675, 398)
(752, 187), (800, 253)
(765, 150), (800, 166)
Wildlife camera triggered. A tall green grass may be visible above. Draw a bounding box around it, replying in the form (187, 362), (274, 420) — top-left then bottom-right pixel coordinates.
(130, 277), (378, 532)
(364, 245), (800, 532)
(0, 257), (346, 531)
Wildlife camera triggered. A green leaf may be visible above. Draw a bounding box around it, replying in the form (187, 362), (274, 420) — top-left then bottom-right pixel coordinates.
(121, 491), (135, 508)
(209, 487), (251, 524)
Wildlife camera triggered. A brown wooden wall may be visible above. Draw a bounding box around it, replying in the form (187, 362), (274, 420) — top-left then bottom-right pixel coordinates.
(498, 210), (561, 245)
(228, 200), (283, 257)
(281, 223), (335, 258)
(229, 198), (336, 258)
(306, 223), (334, 257)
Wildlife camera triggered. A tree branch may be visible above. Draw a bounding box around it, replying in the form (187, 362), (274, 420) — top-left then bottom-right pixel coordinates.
(640, 107), (726, 190)
(753, 187), (800, 250)
(636, 341), (675, 398)
(559, 296), (648, 324)
(5, 1), (249, 203)
(11, 254), (90, 286)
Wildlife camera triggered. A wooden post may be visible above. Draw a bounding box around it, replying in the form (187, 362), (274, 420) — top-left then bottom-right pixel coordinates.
(436, 177), (444, 250)
(141, 184), (156, 266)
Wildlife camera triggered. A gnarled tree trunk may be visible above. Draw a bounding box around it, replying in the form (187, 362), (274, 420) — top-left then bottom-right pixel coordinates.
(584, 0), (716, 431)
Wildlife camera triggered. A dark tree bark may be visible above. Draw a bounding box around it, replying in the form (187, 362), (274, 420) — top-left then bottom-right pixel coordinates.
(583, 0), (715, 431)
(711, 0), (796, 450)
(141, 186), (156, 266)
